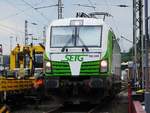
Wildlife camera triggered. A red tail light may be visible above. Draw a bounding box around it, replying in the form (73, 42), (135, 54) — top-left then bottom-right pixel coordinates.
(36, 79), (44, 85)
(34, 79), (44, 88)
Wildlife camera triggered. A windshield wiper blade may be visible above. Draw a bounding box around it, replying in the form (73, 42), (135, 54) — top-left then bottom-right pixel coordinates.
(61, 37), (74, 52)
(61, 35), (89, 52)
(77, 36), (89, 52)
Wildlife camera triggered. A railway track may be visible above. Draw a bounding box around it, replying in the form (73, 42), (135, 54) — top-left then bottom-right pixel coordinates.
(44, 104), (109, 113)
(10, 89), (128, 113)
(44, 105), (96, 113)
(121, 81), (128, 91)
(43, 96), (113, 113)
(44, 104), (63, 113)
(46, 91), (128, 113)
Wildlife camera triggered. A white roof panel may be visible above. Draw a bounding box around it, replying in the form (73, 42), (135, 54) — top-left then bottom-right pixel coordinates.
(50, 18), (104, 26)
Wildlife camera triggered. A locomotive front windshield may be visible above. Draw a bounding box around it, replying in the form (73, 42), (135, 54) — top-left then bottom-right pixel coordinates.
(51, 26), (102, 47)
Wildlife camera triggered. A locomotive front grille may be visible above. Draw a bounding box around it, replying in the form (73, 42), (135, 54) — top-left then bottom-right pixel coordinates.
(50, 61), (100, 76)
(51, 61), (71, 76)
(80, 61), (100, 76)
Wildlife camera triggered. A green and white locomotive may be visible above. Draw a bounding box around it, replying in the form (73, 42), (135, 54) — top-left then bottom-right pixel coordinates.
(44, 13), (121, 103)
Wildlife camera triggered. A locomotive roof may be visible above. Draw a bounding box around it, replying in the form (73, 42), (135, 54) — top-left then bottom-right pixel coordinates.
(50, 18), (105, 26)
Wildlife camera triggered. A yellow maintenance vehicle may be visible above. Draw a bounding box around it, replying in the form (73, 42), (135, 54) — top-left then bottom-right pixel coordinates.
(0, 43), (45, 103)
(10, 43), (45, 78)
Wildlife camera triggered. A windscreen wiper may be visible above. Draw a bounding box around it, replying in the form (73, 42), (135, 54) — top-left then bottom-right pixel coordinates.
(77, 36), (89, 52)
(61, 35), (89, 52)
(61, 36), (75, 52)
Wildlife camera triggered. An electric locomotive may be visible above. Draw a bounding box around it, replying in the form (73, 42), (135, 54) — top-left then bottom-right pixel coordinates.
(44, 13), (121, 104)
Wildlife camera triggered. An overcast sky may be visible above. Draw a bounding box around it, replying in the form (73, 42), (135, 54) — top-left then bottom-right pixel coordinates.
(0, 0), (149, 55)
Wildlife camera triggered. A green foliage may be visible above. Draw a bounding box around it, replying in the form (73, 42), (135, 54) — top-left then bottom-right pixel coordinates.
(121, 48), (133, 62)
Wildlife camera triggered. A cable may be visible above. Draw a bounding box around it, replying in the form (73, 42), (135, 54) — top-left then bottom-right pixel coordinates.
(0, 23), (25, 34)
(87, 0), (96, 11)
(34, 4), (58, 10)
(0, 25), (24, 43)
(0, 27), (17, 35)
(104, 0), (121, 38)
(0, 27), (22, 44)
(21, 0), (50, 22)
(73, 4), (96, 9)
(0, 8), (31, 21)
(3, 0), (44, 25)
(30, 0), (46, 6)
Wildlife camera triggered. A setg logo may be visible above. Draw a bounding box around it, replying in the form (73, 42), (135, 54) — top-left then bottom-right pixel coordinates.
(63, 55), (87, 62)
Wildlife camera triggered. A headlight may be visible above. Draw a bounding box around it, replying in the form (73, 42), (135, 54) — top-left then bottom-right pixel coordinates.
(46, 62), (51, 67)
(101, 60), (107, 67)
(45, 61), (51, 72)
(100, 60), (108, 72)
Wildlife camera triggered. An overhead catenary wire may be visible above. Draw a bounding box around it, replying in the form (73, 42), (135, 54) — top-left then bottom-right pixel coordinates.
(73, 4), (96, 9)
(87, 0), (96, 11)
(92, 3), (131, 7)
(0, 27), (19, 36)
(104, 0), (121, 38)
(0, 26), (22, 45)
(104, 0), (133, 53)
(21, 0), (50, 22)
(0, 23), (44, 39)
(0, 23), (25, 34)
(0, 8), (32, 21)
(3, 0), (45, 25)
(3, 0), (48, 44)
(29, 0), (47, 6)
(34, 4), (58, 10)
(121, 36), (133, 43)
